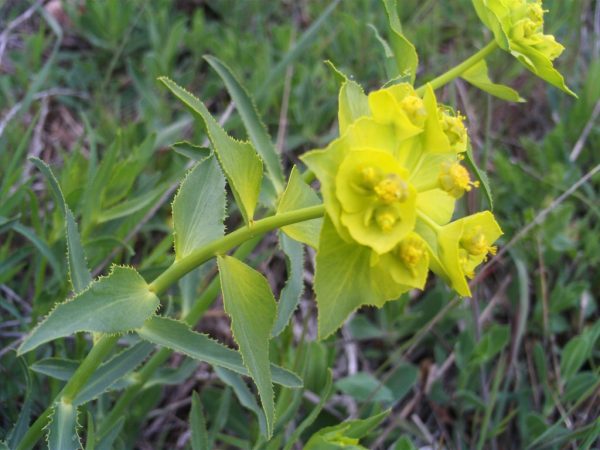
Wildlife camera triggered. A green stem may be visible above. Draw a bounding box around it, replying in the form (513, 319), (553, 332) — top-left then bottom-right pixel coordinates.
(415, 41), (498, 95)
(149, 204), (325, 295)
(17, 205), (326, 449)
(97, 237), (262, 438)
(16, 335), (119, 450)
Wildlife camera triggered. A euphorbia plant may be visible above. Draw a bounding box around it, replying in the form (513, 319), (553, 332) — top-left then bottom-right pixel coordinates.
(13, 0), (574, 448)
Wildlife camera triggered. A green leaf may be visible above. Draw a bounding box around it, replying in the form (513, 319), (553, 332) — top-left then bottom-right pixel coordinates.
(393, 437), (418, 450)
(30, 342), (154, 405)
(95, 183), (168, 224)
(217, 255), (277, 437)
(30, 157), (92, 292)
(464, 147), (493, 210)
(560, 334), (593, 382)
(84, 412), (94, 450)
(18, 266), (159, 354)
(95, 417), (124, 450)
(471, 325), (510, 366)
(336, 372), (394, 404)
(74, 342), (153, 405)
(272, 233), (304, 337)
(8, 221), (63, 279)
(136, 316), (302, 388)
(314, 218), (375, 340)
(277, 166), (322, 248)
(172, 156), (226, 259)
(381, 0), (419, 83)
(190, 391), (209, 450)
(171, 141), (211, 161)
(461, 59), (525, 102)
(159, 76), (263, 223)
(205, 55), (285, 195)
(305, 410), (390, 449)
(47, 400), (81, 450)
(282, 369), (333, 450)
(338, 80), (370, 137)
(215, 367), (267, 436)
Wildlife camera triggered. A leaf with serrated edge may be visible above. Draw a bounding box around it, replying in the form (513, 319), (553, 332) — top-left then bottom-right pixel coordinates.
(159, 77), (262, 223)
(18, 266), (159, 355)
(205, 55), (284, 194)
(272, 233), (304, 337)
(47, 400), (81, 450)
(30, 157), (92, 292)
(382, 0), (418, 83)
(136, 316), (302, 388)
(173, 156), (226, 259)
(217, 255), (276, 437)
(277, 166), (322, 249)
(190, 391), (209, 450)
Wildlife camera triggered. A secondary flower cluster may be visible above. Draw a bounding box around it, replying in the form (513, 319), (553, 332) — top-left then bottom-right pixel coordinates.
(473, 0), (575, 95)
(303, 83), (502, 298)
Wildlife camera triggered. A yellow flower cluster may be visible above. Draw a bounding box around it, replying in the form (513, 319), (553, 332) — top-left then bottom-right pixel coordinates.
(303, 83), (502, 297)
(473, 0), (574, 95)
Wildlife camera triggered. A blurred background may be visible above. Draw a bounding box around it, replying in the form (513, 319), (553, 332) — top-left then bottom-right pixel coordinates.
(0, 0), (598, 448)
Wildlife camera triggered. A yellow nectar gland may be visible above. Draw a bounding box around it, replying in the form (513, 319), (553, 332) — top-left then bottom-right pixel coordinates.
(439, 110), (467, 149)
(374, 175), (408, 204)
(460, 226), (497, 259)
(360, 166), (381, 189)
(439, 156), (479, 198)
(375, 210), (397, 232)
(398, 236), (426, 272)
(399, 95), (426, 124)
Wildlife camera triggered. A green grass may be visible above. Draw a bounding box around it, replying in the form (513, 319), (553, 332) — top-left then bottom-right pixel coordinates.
(0, 0), (598, 448)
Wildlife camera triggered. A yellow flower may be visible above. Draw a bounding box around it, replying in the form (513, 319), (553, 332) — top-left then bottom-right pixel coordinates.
(423, 211), (503, 296)
(472, 0), (575, 95)
(438, 155), (480, 198)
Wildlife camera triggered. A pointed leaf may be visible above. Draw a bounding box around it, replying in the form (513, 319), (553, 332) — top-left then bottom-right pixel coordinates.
(190, 391), (209, 450)
(47, 400), (81, 450)
(34, 158), (91, 282)
(173, 156), (226, 259)
(277, 166), (322, 248)
(18, 266), (159, 354)
(272, 233), (304, 337)
(217, 255), (277, 437)
(136, 316), (302, 388)
(215, 367), (267, 436)
(171, 141), (211, 161)
(461, 59), (524, 102)
(159, 77), (263, 223)
(95, 183), (168, 224)
(204, 55), (285, 195)
(382, 0), (419, 83)
(95, 417), (124, 450)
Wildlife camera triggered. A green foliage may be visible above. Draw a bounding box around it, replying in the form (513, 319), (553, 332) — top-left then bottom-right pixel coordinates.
(1, 0), (597, 449)
(172, 156), (226, 259)
(159, 77), (263, 223)
(18, 266), (159, 354)
(217, 255), (277, 437)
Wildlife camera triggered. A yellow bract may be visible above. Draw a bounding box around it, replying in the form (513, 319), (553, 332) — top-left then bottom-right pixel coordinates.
(302, 80), (502, 298)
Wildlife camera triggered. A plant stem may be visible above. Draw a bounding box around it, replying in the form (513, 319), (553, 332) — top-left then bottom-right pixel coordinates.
(16, 334), (119, 450)
(149, 204), (325, 295)
(415, 41), (498, 95)
(97, 237), (262, 438)
(18, 205), (325, 449)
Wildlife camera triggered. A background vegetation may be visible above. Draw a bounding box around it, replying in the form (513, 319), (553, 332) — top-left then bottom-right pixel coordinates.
(0, 0), (598, 448)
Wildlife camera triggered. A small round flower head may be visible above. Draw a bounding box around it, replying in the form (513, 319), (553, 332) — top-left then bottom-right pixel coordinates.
(432, 211), (503, 296)
(335, 149), (417, 254)
(438, 155), (480, 198)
